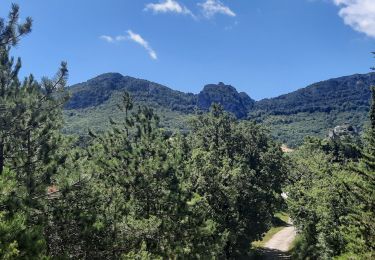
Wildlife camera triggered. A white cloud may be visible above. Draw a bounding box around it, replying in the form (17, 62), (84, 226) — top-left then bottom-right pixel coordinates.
(115, 35), (127, 41)
(145, 0), (193, 17)
(126, 30), (158, 60)
(99, 31), (158, 60)
(198, 0), (236, 18)
(332, 0), (375, 38)
(99, 35), (114, 43)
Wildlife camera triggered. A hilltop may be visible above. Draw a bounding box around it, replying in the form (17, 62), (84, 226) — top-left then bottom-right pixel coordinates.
(64, 72), (375, 146)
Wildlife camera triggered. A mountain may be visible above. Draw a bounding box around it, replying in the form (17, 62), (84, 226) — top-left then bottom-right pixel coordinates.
(250, 72), (375, 146)
(63, 72), (375, 147)
(65, 73), (197, 113)
(198, 82), (255, 118)
(64, 73), (253, 135)
(254, 73), (374, 115)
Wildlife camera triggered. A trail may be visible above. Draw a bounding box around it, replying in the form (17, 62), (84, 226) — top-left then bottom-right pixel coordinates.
(262, 221), (296, 259)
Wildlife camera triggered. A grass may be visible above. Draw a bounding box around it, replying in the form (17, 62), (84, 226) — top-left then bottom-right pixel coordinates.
(288, 233), (301, 252)
(249, 212), (294, 259)
(251, 212), (290, 248)
(252, 226), (286, 248)
(275, 212), (289, 224)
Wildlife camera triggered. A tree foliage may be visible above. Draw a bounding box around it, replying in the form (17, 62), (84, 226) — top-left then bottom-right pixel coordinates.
(287, 58), (375, 259)
(45, 98), (287, 258)
(0, 4), (69, 258)
(2, 3), (374, 259)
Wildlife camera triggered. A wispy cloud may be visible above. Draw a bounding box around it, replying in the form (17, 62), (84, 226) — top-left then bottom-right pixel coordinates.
(332, 0), (375, 38)
(127, 30), (158, 60)
(198, 0), (236, 18)
(99, 35), (115, 43)
(145, 0), (194, 17)
(115, 35), (128, 41)
(99, 31), (158, 60)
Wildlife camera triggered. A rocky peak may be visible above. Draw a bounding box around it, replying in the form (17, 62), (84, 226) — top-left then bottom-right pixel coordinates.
(197, 82), (255, 118)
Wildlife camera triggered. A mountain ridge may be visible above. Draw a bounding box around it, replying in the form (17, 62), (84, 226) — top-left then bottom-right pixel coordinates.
(66, 73), (254, 117)
(254, 72), (374, 115)
(64, 72), (375, 146)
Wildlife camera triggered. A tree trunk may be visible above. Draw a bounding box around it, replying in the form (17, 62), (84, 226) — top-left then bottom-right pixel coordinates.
(26, 131), (34, 196)
(0, 140), (4, 175)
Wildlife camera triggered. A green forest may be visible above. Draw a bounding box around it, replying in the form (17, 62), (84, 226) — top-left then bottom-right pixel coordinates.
(62, 71), (375, 149)
(0, 5), (374, 259)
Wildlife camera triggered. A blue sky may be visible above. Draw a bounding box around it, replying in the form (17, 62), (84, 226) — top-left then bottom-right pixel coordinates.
(1, 0), (375, 100)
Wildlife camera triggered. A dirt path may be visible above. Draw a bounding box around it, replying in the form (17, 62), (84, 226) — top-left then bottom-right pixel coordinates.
(265, 225), (296, 252)
(262, 222), (297, 259)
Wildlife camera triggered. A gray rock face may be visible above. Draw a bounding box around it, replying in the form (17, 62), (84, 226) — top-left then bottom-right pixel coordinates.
(328, 124), (358, 140)
(197, 82), (255, 118)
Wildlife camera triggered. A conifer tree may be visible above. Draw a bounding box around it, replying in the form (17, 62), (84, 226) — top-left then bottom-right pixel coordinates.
(0, 4), (32, 175)
(344, 55), (375, 256)
(0, 4), (70, 258)
(188, 104), (286, 258)
(287, 55), (375, 259)
(349, 78), (375, 255)
(48, 94), (188, 258)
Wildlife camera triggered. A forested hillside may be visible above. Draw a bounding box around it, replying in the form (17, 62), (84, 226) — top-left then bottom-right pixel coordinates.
(64, 72), (375, 146)
(255, 73), (374, 115)
(64, 74), (254, 135)
(66, 73), (197, 112)
(251, 73), (375, 146)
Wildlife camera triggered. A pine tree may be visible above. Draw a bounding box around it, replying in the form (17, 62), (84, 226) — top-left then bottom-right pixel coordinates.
(349, 83), (375, 255)
(317, 85), (375, 259)
(188, 104), (287, 258)
(0, 4), (32, 175)
(0, 4), (70, 258)
(362, 85), (375, 171)
(0, 5), (46, 258)
(346, 55), (375, 255)
(11, 66), (68, 199)
(286, 78), (375, 258)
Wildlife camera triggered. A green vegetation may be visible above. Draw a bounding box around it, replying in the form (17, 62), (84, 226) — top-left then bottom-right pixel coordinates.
(0, 5), (67, 258)
(0, 4), (374, 259)
(275, 212), (289, 224)
(63, 75), (256, 137)
(63, 68), (375, 147)
(250, 73), (374, 147)
(254, 110), (368, 147)
(251, 212), (289, 248)
(252, 226), (285, 248)
(286, 84), (375, 258)
(0, 6), (286, 258)
(63, 94), (192, 136)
